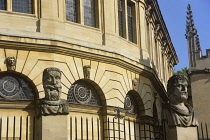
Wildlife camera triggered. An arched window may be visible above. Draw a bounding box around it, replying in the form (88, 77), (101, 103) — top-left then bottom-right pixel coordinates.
(67, 80), (101, 106)
(124, 93), (139, 114)
(0, 73), (35, 100)
(12, 0), (33, 14)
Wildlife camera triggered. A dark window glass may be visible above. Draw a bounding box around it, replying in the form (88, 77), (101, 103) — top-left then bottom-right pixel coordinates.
(84, 0), (95, 27)
(0, 0), (6, 10)
(12, 0), (33, 14)
(66, 0), (78, 22)
(118, 0), (123, 37)
(127, 3), (133, 42)
(0, 75), (35, 100)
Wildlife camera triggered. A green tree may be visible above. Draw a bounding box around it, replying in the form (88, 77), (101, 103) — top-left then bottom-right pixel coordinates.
(173, 67), (188, 76)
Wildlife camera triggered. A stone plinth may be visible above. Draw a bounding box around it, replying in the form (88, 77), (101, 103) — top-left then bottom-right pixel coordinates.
(166, 126), (198, 140)
(37, 115), (68, 140)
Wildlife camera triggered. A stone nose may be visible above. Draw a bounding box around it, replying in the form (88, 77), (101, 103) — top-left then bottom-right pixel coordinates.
(181, 85), (187, 92)
(51, 77), (57, 84)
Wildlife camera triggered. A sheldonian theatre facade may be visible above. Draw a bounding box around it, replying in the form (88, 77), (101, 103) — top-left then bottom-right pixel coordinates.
(0, 0), (178, 139)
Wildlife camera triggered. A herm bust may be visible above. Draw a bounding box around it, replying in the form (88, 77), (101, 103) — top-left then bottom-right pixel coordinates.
(163, 74), (198, 127)
(37, 67), (69, 116)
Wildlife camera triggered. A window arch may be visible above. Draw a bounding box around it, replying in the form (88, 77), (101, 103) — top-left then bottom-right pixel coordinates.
(0, 72), (36, 100)
(124, 90), (145, 115)
(67, 80), (102, 106)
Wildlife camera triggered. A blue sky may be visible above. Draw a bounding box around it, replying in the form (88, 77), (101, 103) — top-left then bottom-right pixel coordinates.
(158, 0), (210, 71)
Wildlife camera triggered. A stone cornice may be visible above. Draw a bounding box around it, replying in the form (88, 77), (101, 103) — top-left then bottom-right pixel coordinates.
(145, 0), (179, 66)
(0, 34), (169, 102)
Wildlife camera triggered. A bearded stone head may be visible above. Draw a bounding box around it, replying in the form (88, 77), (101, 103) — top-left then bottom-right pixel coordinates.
(167, 75), (189, 104)
(43, 67), (62, 101)
(6, 56), (16, 71)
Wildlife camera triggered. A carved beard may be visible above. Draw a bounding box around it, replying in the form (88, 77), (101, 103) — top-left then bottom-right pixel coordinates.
(44, 85), (62, 101)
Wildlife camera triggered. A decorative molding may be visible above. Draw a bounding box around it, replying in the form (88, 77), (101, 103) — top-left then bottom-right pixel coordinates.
(154, 23), (161, 40)
(145, 4), (152, 22)
(0, 36), (169, 102)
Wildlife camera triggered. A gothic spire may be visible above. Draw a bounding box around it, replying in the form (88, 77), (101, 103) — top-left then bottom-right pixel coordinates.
(186, 4), (201, 51)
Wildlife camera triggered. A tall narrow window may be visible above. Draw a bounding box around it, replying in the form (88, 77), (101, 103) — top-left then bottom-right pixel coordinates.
(12, 0), (33, 14)
(127, 3), (133, 42)
(66, 0), (78, 22)
(0, 0), (6, 10)
(84, 0), (95, 27)
(118, 0), (124, 37)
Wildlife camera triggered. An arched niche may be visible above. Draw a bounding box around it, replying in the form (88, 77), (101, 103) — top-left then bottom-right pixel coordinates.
(124, 90), (145, 115)
(0, 71), (38, 100)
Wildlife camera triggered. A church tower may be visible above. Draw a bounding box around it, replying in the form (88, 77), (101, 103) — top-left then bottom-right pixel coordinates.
(186, 4), (201, 69)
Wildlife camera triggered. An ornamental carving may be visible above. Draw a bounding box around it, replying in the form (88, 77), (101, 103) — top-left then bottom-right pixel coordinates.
(145, 5), (152, 22)
(83, 65), (91, 79)
(6, 56), (16, 71)
(161, 39), (167, 54)
(68, 81), (101, 106)
(124, 94), (138, 114)
(0, 75), (34, 100)
(36, 67), (69, 116)
(154, 23), (161, 40)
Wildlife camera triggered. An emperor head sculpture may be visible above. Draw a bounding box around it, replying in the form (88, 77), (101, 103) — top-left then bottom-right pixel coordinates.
(37, 67), (69, 116)
(163, 74), (198, 127)
(43, 67), (62, 101)
(6, 56), (16, 71)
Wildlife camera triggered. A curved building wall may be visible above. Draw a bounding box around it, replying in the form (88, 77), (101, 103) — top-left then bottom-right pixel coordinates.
(0, 0), (178, 139)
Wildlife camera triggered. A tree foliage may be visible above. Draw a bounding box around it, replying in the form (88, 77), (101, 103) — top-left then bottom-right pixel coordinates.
(173, 67), (188, 76)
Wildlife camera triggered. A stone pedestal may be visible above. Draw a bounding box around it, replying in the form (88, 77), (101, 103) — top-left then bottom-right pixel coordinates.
(37, 115), (68, 140)
(166, 126), (198, 140)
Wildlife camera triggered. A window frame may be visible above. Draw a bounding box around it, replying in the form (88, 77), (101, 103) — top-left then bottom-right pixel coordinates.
(12, 0), (34, 14)
(65, 0), (99, 28)
(117, 0), (137, 44)
(0, 0), (36, 15)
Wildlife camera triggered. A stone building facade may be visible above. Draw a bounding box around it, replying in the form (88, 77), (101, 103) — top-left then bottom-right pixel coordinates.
(0, 0), (178, 139)
(187, 4), (210, 127)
